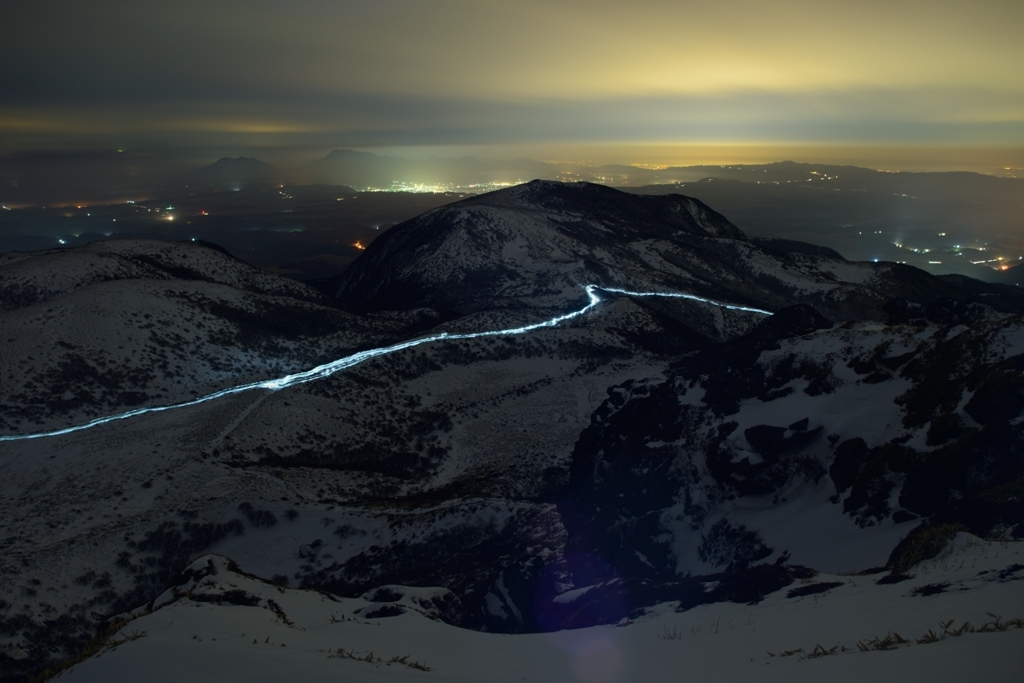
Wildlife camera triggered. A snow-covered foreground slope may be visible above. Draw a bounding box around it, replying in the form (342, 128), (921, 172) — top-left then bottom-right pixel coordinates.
(63, 535), (1024, 682)
(0, 239), (437, 434)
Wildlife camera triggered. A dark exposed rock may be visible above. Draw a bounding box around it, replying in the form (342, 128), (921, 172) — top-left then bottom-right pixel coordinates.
(699, 520), (774, 571)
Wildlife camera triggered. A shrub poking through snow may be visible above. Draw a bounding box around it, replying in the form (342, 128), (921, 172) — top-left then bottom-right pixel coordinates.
(237, 502), (278, 527)
(768, 616), (1024, 660)
(328, 648), (430, 672)
(885, 523), (963, 575)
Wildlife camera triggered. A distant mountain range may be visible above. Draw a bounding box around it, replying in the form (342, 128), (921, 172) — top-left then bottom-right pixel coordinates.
(7, 151), (1020, 286)
(186, 151), (1024, 195)
(186, 156), (280, 188)
(181, 153), (1024, 283)
(186, 149), (557, 190)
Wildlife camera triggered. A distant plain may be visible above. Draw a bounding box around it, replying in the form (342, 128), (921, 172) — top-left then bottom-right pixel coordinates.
(2, 156), (1021, 286)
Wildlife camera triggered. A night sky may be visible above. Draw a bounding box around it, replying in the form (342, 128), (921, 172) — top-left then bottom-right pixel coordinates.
(2, 0), (1022, 168)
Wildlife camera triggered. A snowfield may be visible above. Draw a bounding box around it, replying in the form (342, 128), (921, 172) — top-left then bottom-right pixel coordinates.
(62, 535), (1024, 683)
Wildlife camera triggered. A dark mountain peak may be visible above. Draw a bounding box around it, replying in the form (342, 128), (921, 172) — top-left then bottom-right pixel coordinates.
(319, 149), (386, 162)
(214, 155), (263, 164)
(330, 180), (771, 314)
(459, 178), (601, 205)
(331, 179), (1024, 323)
(190, 156), (279, 186)
(201, 156), (275, 170)
(296, 150), (397, 184)
(456, 180), (745, 239)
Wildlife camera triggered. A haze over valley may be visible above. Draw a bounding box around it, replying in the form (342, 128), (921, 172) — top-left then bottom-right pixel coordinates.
(3, 151), (1024, 286)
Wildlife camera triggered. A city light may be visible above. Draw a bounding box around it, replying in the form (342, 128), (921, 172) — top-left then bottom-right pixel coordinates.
(365, 180), (527, 194)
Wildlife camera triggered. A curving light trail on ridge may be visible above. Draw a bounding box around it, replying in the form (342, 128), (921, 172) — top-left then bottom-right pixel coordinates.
(0, 285), (771, 443)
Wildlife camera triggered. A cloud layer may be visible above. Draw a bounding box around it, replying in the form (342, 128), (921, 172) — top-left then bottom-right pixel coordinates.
(3, 0), (1022, 151)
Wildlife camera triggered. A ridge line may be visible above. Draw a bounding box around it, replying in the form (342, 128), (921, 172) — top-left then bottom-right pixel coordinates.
(0, 286), (771, 442)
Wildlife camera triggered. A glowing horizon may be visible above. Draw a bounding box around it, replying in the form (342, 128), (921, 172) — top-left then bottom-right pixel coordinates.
(2, 1), (1021, 166)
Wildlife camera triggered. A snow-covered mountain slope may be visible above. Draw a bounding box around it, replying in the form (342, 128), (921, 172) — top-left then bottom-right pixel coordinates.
(564, 302), (1024, 586)
(0, 240), (438, 434)
(210, 296), (757, 495)
(0, 239), (325, 310)
(3, 183), (1024, 680)
(58, 539), (1024, 683)
(332, 181), (1024, 326)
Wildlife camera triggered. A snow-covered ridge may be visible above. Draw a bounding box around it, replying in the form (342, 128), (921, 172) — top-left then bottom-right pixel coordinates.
(0, 238), (325, 311)
(0, 285), (769, 442)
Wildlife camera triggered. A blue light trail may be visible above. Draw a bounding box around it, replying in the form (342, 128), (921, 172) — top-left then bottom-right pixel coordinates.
(0, 286), (771, 442)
